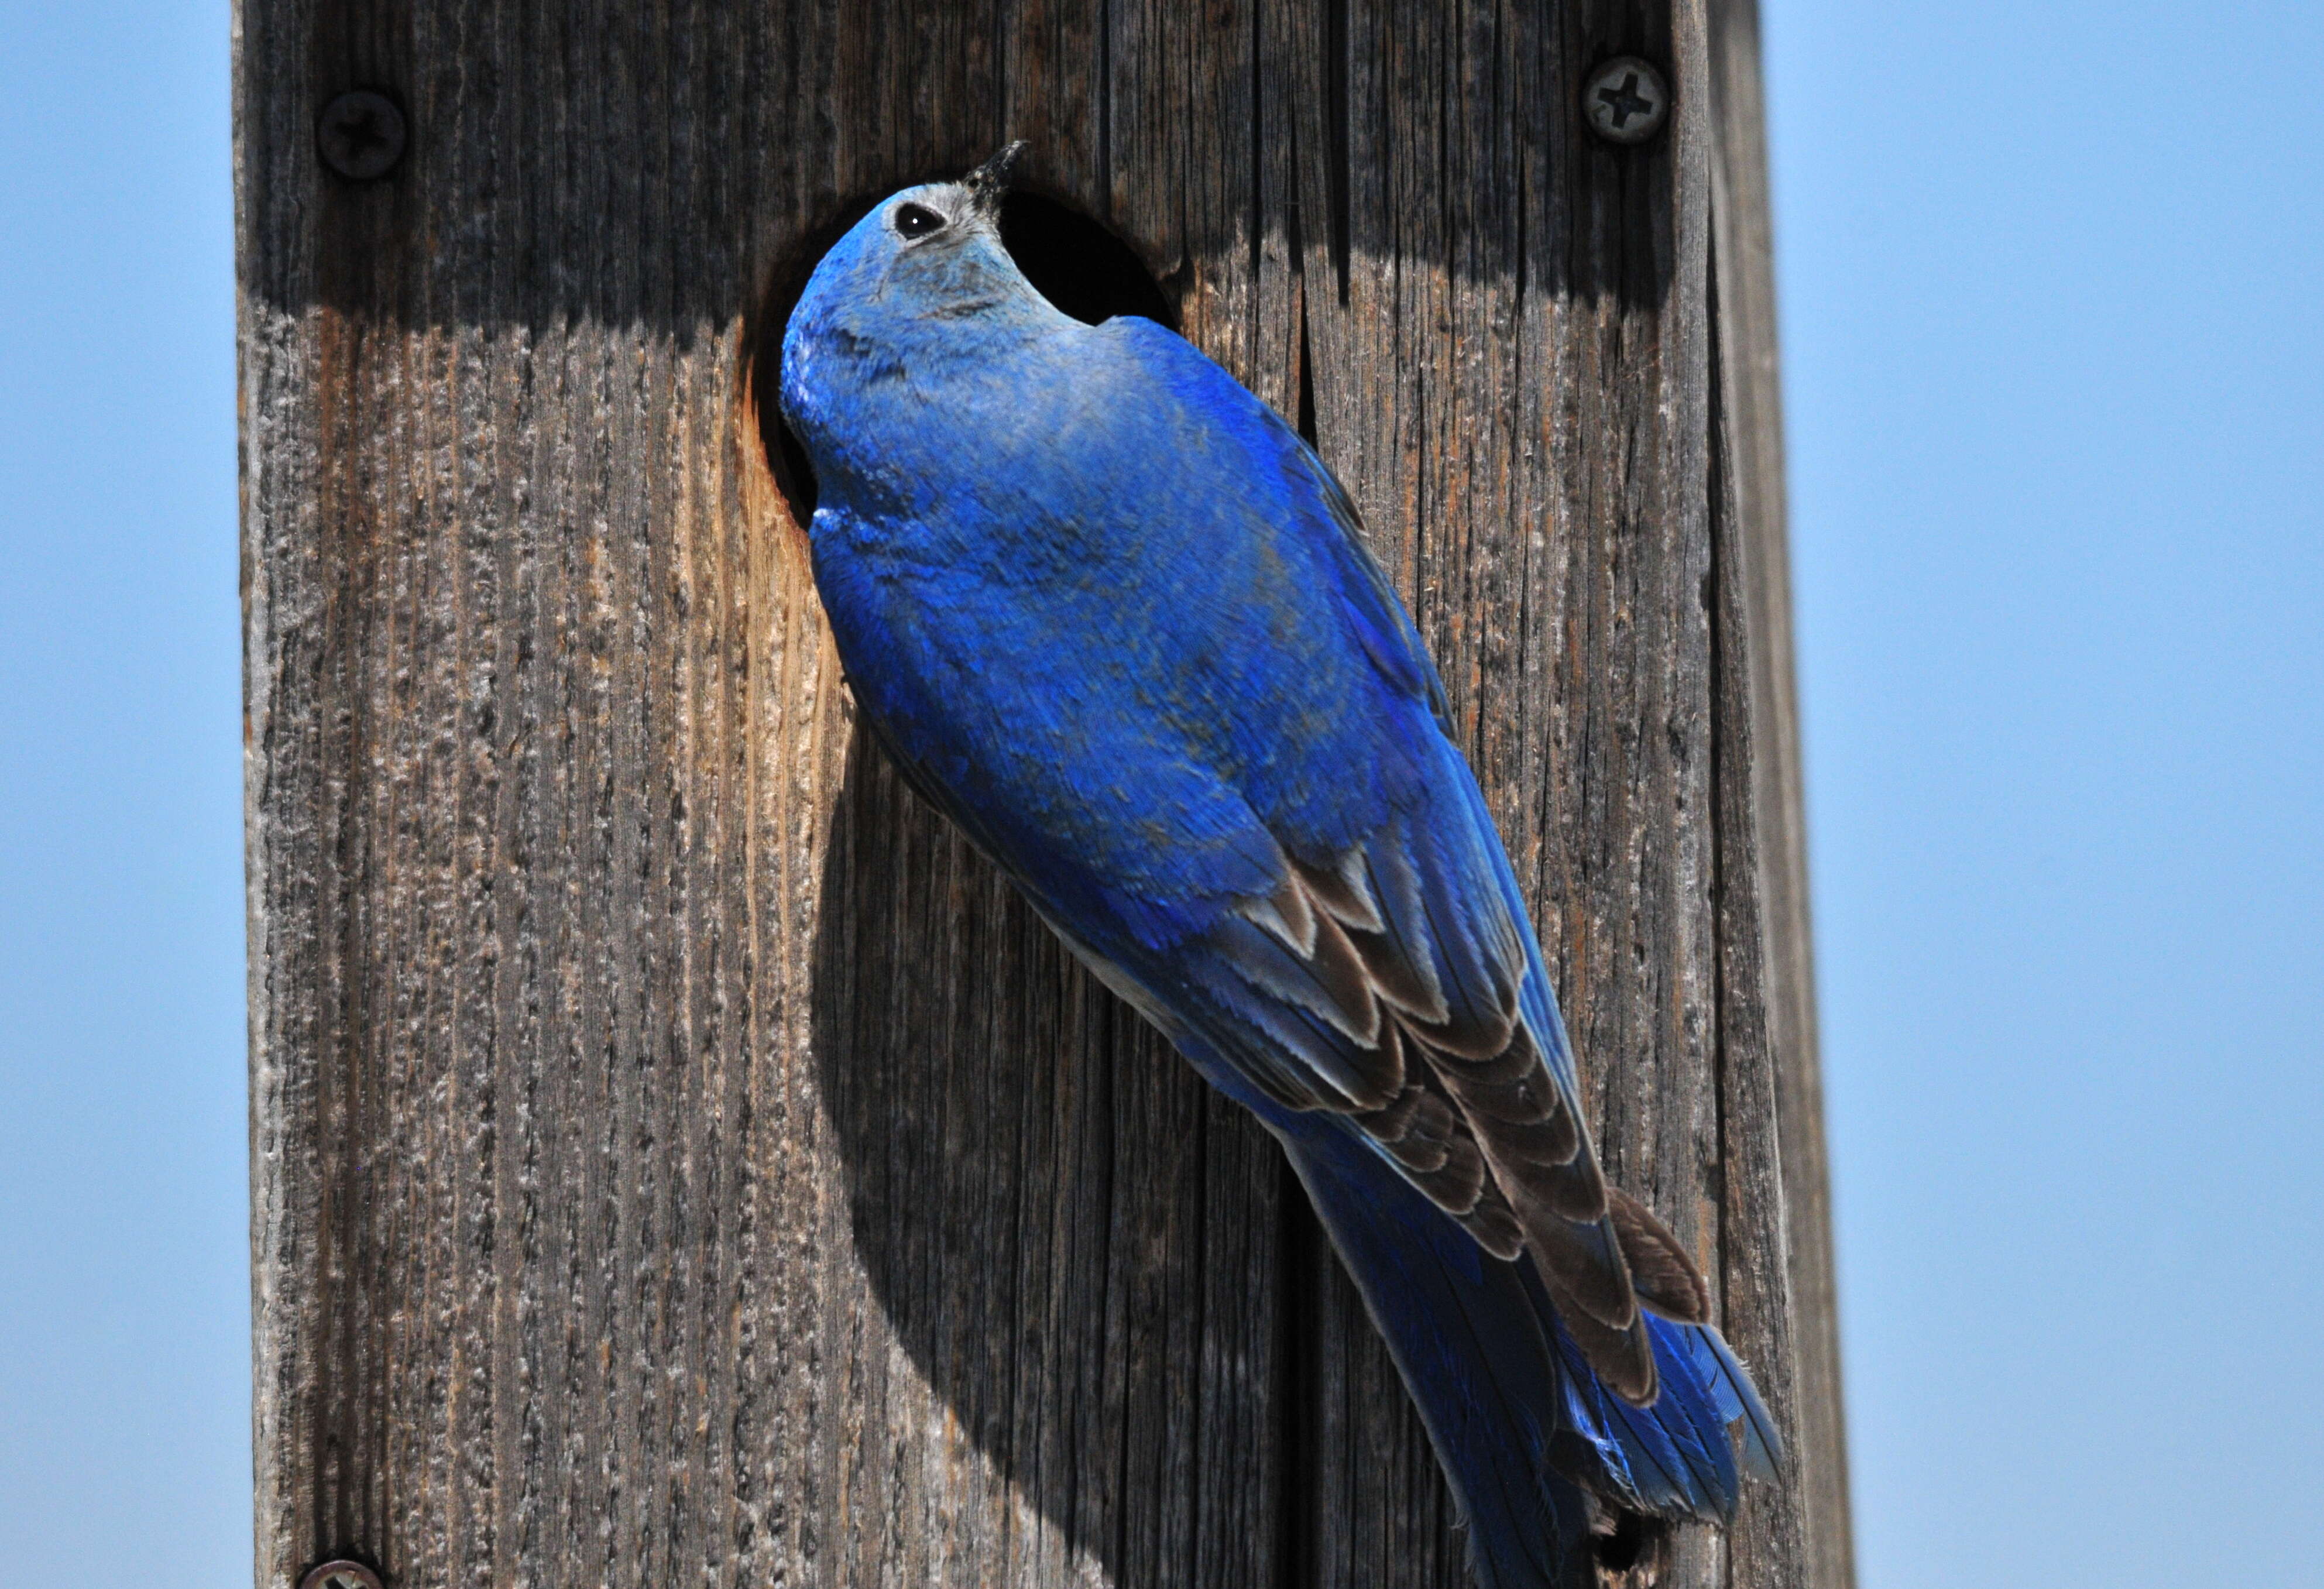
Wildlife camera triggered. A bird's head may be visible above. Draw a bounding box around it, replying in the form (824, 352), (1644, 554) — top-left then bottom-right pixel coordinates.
(780, 146), (1062, 482)
(811, 144), (1027, 318)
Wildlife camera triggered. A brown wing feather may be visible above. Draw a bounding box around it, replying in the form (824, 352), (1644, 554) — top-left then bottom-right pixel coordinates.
(1605, 1184), (1712, 1324)
(1235, 842), (1688, 1404)
(1351, 1049), (1529, 1259)
(1554, 1288), (1659, 1405)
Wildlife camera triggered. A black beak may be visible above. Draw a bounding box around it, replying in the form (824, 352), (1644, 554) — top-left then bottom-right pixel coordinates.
(962, 142), (1027, 222)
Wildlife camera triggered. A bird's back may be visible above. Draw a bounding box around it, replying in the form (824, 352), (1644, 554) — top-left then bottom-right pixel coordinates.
(809, 313), (1448, 952)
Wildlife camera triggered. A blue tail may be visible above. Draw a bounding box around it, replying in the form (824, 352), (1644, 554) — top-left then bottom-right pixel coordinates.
(1276, 1110), (1779, 1588)
(1535, 1273), (1782, 1520)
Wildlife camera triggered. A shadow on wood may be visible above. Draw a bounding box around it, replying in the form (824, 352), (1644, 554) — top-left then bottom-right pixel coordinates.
(812, 724), (1330, 1587)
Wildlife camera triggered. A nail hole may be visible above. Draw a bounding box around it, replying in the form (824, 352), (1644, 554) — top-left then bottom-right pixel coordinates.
(297, 1560), (385, 1589)
(752, 188), (1173, 530)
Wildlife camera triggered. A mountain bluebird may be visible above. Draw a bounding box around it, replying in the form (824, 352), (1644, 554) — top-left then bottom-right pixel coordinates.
(781, 147), (1778, 1587)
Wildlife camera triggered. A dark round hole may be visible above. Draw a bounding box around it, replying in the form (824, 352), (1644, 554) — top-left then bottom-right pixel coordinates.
(753, 196), (881, 531)
(995, 191), (1178, 332)
(754, 187), (1173, 528)
(1594, 1511), (1656, 1574)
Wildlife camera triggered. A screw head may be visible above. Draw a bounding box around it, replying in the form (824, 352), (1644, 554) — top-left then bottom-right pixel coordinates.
(1583, 57), (1669, 146)
(317, 90), (406, 181)
(298, 1561), (384, 1589)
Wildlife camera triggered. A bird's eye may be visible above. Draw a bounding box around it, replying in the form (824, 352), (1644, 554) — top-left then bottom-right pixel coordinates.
(892, 203), (947, 240)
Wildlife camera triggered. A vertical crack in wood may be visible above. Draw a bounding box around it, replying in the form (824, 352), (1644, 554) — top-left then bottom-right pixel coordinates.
(1324, 0), (1350, 303)
(1097, 0), (1114, 220)
(1276, 1150), (1324, 1589)
(1184, 1092), (1214, 1565)
(1707, 221), (1733, 1295)
(1249, 0), (1265, 291)
(1704, 229), (1748, 1589)
(1295, 270), (1319, 449)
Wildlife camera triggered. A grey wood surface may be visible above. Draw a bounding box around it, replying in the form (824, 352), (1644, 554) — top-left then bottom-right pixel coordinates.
(1704, 5), (1854, 1584)
(237, 1), (1848, 1585)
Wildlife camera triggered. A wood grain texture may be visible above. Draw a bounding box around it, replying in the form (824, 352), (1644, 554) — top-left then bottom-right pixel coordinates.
(1704, 5), (1853, 1584)
(236, 1), (1847, 1585)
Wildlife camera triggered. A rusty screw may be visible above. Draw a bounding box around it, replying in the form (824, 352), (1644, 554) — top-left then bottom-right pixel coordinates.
(1583, 57), (1669, 145)
(298, 1561), (384, 1589)
(317, 90), (406, 181)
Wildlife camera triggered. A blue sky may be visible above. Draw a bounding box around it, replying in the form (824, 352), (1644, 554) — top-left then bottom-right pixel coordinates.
(1769, 2), (2323, 1583)
(0, 2), (2316, 1585)
(1, 1), (249, 1583)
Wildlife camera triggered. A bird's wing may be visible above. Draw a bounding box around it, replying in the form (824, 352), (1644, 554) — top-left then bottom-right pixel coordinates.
(1168, 778), (1704, 1403)
(1072, 318), (1709, 1404)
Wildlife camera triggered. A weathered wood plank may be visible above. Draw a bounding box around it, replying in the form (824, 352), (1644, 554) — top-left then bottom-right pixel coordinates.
(238, 1), (1843, 1584)
(1705, 3), (1853, 1585)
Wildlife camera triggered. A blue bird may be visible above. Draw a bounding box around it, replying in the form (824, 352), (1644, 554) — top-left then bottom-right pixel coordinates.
(781, 146), (1780, 1586)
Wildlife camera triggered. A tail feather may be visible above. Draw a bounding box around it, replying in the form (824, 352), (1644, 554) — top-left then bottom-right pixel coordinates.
(1280, 1110), (1592, 1587)
(1532, 1260), (1786, 1519)
(1544, 1308), (1741, 1519)
(1272, 1108), (1783, 1585)
(1693, 1322), (1783, 1483)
